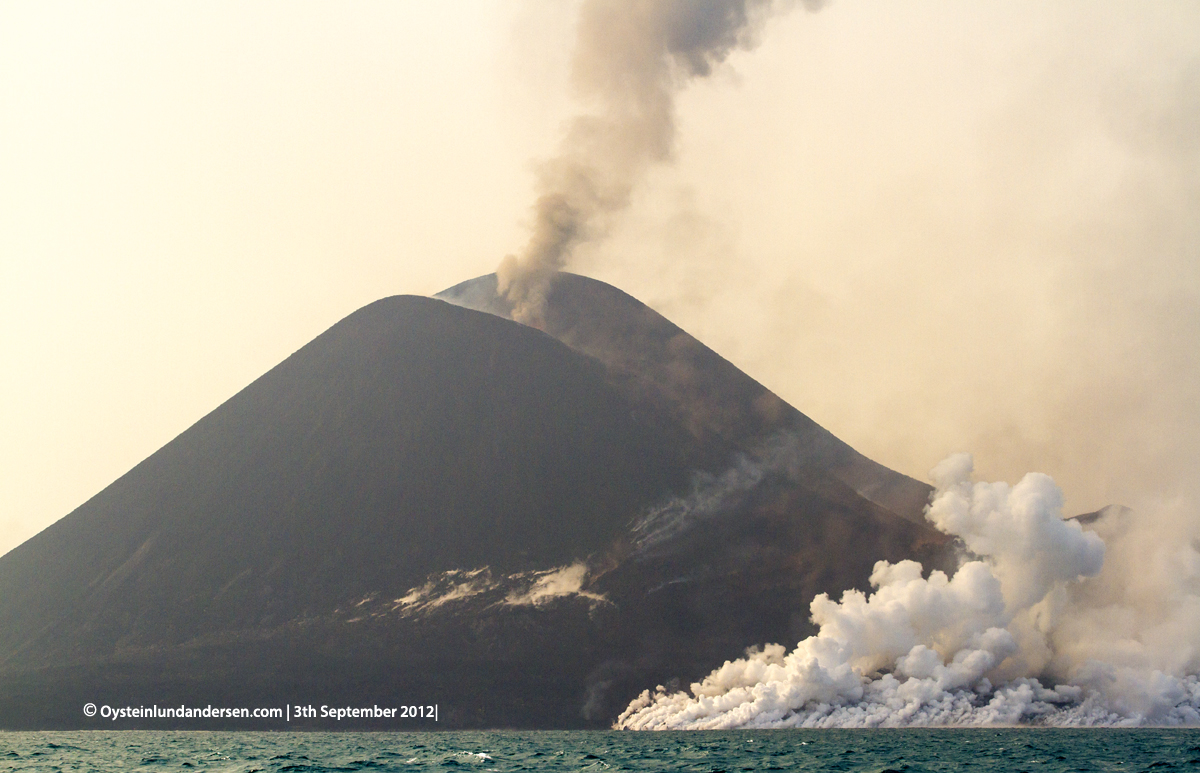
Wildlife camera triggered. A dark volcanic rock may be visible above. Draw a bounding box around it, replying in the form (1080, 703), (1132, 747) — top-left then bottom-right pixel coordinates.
(0, 275), (951, 729)
(437, 273), (934, 524)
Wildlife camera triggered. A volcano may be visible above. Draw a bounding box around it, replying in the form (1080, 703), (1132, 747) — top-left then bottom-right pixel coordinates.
(0, 273), (950, 729)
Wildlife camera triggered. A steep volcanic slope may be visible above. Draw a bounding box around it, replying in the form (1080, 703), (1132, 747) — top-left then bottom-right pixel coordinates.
(437, 273), (933, 524)
(0, 280), (950, 729)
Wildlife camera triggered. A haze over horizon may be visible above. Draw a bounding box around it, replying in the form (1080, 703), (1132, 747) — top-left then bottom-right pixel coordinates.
(2, 0), (1198, 560)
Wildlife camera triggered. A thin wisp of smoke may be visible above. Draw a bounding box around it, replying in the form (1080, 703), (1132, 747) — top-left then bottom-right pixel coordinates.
(616, 454), (1200, 727)
(497, 0), (820, 325)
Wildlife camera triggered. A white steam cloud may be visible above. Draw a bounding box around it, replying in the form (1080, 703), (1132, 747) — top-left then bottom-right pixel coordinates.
(497, 0), (822, 325)
(616, 454), (1200, 727)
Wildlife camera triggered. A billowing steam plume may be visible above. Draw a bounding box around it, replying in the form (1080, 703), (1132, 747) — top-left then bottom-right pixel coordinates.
(497, 0), (821, 325)
(617, 454), (1200, 727)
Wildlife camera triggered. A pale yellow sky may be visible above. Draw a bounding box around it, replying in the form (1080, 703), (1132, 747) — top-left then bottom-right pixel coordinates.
(2, 1), (1198, 558)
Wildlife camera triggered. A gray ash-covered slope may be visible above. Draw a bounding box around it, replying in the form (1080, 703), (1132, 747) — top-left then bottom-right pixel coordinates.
(0, 274), (950, 729)
(438, 273), (933, 524)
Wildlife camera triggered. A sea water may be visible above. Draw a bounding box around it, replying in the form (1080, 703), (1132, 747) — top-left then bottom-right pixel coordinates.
(1, 729), (1198, 772)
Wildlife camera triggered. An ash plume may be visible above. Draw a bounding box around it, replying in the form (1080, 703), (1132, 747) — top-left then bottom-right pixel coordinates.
(497, 0), (822, 325)
(617, 454), (1200, 728)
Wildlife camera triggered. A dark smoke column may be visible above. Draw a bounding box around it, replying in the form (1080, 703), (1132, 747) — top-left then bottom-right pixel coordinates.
(497, 0), (822, 325)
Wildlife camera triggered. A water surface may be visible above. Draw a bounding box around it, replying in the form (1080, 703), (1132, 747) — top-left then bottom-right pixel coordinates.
(2, 728), (1198, 772)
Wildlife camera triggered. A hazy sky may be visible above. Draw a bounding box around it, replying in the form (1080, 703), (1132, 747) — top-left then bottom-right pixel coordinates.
(2, 1), (1198, 559)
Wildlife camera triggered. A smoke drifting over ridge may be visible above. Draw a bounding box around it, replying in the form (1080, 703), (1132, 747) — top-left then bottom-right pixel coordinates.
(497, 0), (821, 324)
(491, 4), (1200, 728)
(617, 456), (1200, 727)
(563, 1), (1200, 528)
